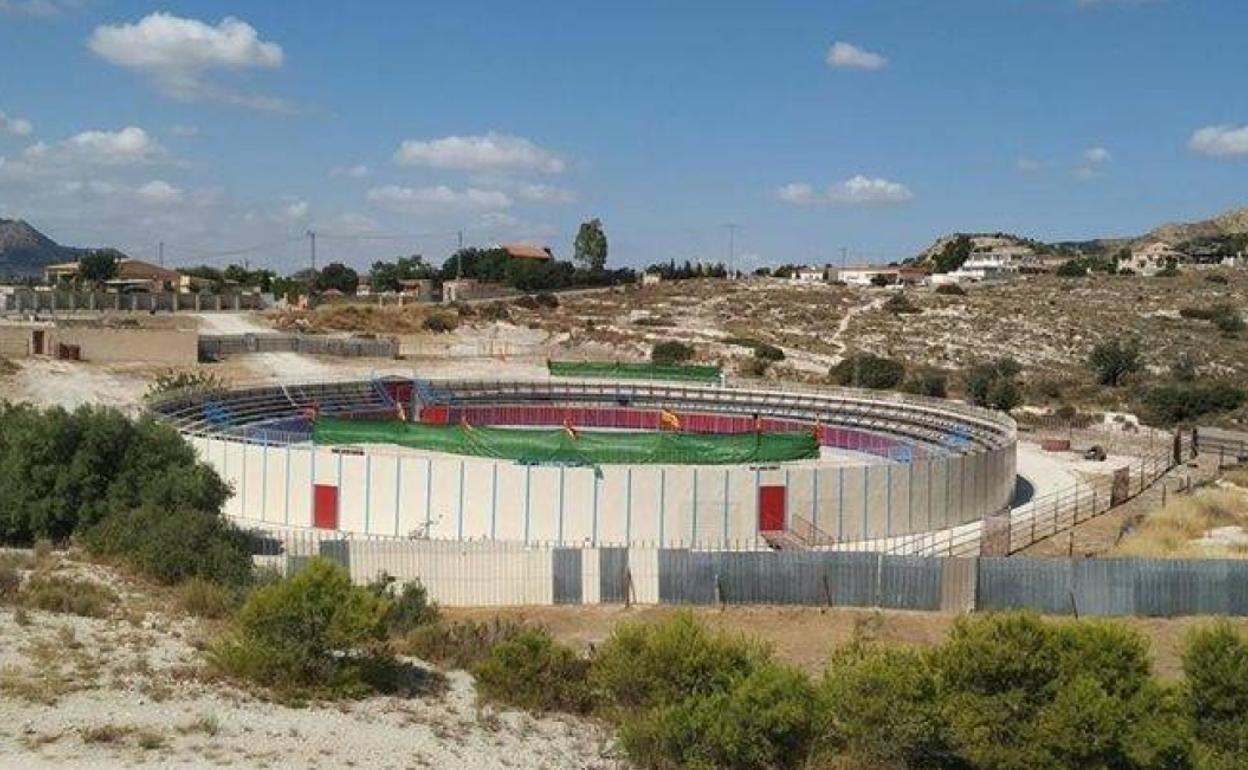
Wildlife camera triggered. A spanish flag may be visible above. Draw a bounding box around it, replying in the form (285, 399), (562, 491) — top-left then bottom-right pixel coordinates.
(659, 409), (681, 432)
(563, 417), (579, 440)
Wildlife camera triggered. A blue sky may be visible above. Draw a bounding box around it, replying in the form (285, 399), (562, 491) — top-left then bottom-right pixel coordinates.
(0, 0), (1245, 273)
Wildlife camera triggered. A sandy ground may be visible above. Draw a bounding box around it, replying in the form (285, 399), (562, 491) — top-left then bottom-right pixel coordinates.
(0, 552), (616, 770)
(3, 360), (152, 413)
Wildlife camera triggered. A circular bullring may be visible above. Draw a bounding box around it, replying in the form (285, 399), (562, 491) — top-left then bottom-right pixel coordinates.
(149, 377), (1017, 550)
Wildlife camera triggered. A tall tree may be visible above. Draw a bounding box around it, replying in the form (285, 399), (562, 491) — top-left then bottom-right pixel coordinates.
(573, 218), (608, 272)
(78, 249), (122, 284)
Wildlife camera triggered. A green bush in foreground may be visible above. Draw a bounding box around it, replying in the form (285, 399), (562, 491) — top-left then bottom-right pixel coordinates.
(620, 663), (819, 770)
(1184, 622), (1248, 766)
(829, 353), (905, 390)
(212, 559), (391, 695)
(21, 574), (117, 618)
(472, 630), (593, 714)
(590, 612), (770, 714)
(365, 574), (440, 634)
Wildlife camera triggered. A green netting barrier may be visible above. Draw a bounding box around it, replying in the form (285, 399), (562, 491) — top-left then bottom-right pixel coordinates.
(313, 417), (817, 465)
(547, 359), (722, 383)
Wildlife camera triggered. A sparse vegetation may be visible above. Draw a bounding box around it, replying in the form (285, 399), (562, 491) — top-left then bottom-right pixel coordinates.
(934, 283), (966, 296)
(472, 630), (593, 714)
(397, 617), (530, 670)
(366, 573), (440, 634)
(651, 340), (695, 365)
(1111, 487), (1248, 558)
(21, 575), (116, 618)
(145, 370), (225, 398)
(884, 292), (919, 314)
(829, 353), (906, 390)
(421, 311), (459, 333)
(1140, 382), (1246, 426)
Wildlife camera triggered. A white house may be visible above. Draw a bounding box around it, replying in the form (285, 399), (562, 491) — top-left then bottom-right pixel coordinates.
(1123, 241), (1185, 276)
(791, 266), (828, 284)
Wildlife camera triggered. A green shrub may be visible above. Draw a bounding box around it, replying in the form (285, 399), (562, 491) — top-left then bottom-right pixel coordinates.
(1140, 382), (1246, 426)
(1088, 337), (1142, 386)
(84, 506), (254, 587)
(365, 574), (439, 634)
(421, 311), (459, 333)
(1205, 273), (1230, 285)
(818, 645), (950, 769)
(145, 370), (224, 399)
(651, 340), (695, 365)
(829, 353), (906, 390)
(211, 558), (391, 695)
(480, 301), (511, 322)
(397, 617), (528, 670)
(472, 630), (592, 714)
(965, 358), (1023, 410)
(724, 337), (785, 362)
(1179, 303), (1244, 335)
(902, 367), (948, 398)
(178, 577), (241, 619)
(0, 404), (230, 544)
(934, 283), (966, 296)
(21, 575), (116, 618)
(1183, 622), (1248, 763)
(620, 663), (819, 770)
(535, 292), (560, 309)
(884, 292), (919, 314)
(590, 612), (769, 714)
(1057, 259), (1088, 278)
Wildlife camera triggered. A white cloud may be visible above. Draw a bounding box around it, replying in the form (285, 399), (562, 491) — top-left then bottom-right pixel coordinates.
(276, 200), (309, 223)
(330, 164), (369, 179)
(0, 128), (169, 180)
(827, 175), (912, 203)
(1189, 124), (1248, 158)
(0, 111), (33, 137)
(394, 133), (566, 174)
(88, 13), (291, 112)
(367, 184), (513, 212)
(514, 183), (574, 204)
(1084, 146), (1111, 164)
(826, 41), (888, 71)
(136, 179), (182, 204)
(779, 176), (912, 205)
(777, 182), (815, 205)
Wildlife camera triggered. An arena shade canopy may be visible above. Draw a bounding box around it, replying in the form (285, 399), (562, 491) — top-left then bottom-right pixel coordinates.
(312, 417), (818, 465)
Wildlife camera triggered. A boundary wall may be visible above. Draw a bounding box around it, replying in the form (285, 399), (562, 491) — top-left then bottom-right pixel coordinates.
(199, 333), (398, 359)
(159, 378), (1018, 549)
(249, 524), (1248, 617)
(0, 288), (261, 313)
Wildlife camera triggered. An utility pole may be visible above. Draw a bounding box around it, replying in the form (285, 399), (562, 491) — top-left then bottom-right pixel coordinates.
(157, 240), (164, 267)
(457, 229), (464, 280)
(724, 223), (739, 278)
(306, 230), (317, 272)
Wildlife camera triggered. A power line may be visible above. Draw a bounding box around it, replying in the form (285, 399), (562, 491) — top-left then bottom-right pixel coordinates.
(163, 235), (305, 266)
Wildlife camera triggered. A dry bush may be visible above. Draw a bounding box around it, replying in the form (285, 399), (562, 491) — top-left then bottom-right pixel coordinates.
(1111, 488), (1248, 558)
(21, 575), (118, 618)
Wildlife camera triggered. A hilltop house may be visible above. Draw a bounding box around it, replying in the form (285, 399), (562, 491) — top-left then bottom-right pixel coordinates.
(500, 244), (553, 260)
(1123, 242), (1186, 276)
(791, 266), (829, 284)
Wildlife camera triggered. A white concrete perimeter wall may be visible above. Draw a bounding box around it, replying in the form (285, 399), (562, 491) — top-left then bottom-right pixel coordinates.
(341, 541), (553, 606)
(194, 435), (1016, 547)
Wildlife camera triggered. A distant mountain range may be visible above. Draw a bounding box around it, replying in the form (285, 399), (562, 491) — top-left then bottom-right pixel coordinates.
(0, 219), (84, 278)
(915, 205), (1248, 264)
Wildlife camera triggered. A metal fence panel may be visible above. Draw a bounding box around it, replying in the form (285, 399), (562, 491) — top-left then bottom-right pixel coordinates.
(600, 547), (629, 603)
(878, 555), (942, 610)
(552, 548), (582, 605)
(978, 557), (1074, 614)
(1134, 559), (1230, 617)
(1072, 559), (1136, 616)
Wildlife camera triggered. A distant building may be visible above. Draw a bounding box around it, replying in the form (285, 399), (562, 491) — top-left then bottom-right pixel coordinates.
(836, 265), (901, 286)
(44, 258), (188, 293)
(1123, 241), (1186, 276)
(500, 244), (553, 260)
(640, 272), (663, 286)
(791, 266), (828, 284)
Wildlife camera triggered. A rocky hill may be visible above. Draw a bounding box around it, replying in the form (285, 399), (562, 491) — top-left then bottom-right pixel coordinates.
(0, 218), (81, 278)
(915, 205), (1248, 263)
(1146, 205), (1248, 246)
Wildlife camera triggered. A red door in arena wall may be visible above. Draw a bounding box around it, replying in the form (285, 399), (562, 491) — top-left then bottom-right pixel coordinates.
(758, 485), (786, 532)
(313, 484), (339, 530)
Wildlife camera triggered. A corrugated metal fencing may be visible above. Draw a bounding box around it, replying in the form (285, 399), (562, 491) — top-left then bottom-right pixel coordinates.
(248, 524), (1248, 616)
(199, 333), (398, 359)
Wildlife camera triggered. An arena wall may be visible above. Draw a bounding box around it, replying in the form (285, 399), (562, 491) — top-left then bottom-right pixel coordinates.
(191, 433), (1017, 548)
